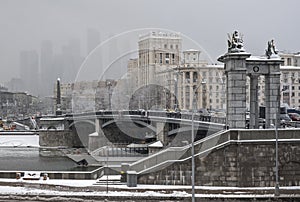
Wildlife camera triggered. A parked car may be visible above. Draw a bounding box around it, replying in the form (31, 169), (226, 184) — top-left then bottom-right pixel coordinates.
(288, 113), (300, 121)
(280, 114), (292, 127)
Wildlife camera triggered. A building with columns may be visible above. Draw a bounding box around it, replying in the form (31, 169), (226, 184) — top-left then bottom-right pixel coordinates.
(127, 32), (226, 112)
(177, 49), (225, 111)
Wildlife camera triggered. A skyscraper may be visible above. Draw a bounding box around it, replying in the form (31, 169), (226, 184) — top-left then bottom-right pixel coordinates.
(87, 28), (101, 55)
(40, 40), (54, 96)
(61, 38), (84, 82)
(19, 50), (39, 95)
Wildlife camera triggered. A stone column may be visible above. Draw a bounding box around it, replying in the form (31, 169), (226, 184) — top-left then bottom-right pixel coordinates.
(249, 75), (259, 129)
(189, 71), (193, 110)
(218, 53), (251, 129)
(265, 73), (281, 128)
(156, 122), (166, 145)
(183, 71), (186, 109)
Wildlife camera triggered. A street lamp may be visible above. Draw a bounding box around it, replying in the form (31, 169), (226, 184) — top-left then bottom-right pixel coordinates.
(275, 87), (281, 196)
(190, 80), (208, 202)
(191, 107), (195, 202)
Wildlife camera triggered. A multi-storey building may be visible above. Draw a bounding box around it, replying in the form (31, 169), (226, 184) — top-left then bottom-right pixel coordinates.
(177, 49), (225, 111)
(280, 66), (300, 108)
(138, 32), (181, 87)
(0, 89), (39, 119)
(54, 79), (117, 113)
(127, 32), (226, 111)
(280, 52), (300, 66)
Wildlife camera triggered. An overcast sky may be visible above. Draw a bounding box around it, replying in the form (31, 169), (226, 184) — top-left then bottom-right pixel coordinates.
(0, 0), (299, 83)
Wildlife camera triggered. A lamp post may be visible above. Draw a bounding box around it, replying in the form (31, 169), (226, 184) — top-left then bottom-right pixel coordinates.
(275, 111), (279, 196)
(191, 80), (208, 202)
(275, 87), (281, 196)
(191, 108), (195, 202)
(106, 145), (109, 193)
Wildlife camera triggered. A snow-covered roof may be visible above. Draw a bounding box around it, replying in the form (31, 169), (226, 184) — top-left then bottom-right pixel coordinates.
(280, 66), (300, 70)
(89, 132), (98, 137)
(127, 143), (148, 148)
(183, 49), (200, 52)
(148, 141), (163, 148)
(246, 55), (282, 61)
(40, 117), (65, 121)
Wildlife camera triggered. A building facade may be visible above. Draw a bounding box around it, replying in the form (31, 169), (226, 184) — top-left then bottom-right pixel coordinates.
(54, 79), (118, 113)
(138, 32), (181, 87)
(177, 50), (225, 111)
(127, 32), (226, 112)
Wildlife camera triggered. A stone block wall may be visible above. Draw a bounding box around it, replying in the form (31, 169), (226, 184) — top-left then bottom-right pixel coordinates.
(39, 130), (75, 148)
(138, 130), (300, 187)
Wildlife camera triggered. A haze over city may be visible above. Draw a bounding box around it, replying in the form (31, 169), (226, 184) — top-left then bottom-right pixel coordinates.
(0, 0), (299, 96)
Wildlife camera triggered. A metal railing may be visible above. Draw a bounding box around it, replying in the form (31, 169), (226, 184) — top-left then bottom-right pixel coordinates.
(128, 129), (228, 174)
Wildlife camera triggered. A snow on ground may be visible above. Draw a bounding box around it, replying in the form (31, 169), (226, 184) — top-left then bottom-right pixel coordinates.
(1, 178), (300, 191)
(0, 135), (39, 147)
(0, 185), (190, 198)
(1, 178), (300, 198)
(0, 178), (96, 187)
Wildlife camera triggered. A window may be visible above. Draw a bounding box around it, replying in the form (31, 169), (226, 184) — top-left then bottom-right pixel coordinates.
(159, 53), (162, 64)
(170, 45), (173, 49)
(193, 72), (198, 82)
(172, 54), (175, 64)
(292, 86), (295, 90)
(283, 85), (289, 91)
(287, 58), (292, 66)
(164, 44), (167, 49)
(165, 53), (169, 64)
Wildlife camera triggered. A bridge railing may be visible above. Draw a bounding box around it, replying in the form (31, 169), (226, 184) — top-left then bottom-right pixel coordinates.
(91, 145), (148, 157)
(128, 129), (228, 174)
(65, 110), (226, 125)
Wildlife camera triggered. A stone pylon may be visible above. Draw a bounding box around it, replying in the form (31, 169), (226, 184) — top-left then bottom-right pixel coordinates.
(218, 52), (251, 129)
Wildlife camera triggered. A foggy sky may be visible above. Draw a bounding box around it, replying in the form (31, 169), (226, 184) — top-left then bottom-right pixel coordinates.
(0, 0), (299, 83)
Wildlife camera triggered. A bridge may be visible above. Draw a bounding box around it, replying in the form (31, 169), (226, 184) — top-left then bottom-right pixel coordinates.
(38, 110), (226, 156)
